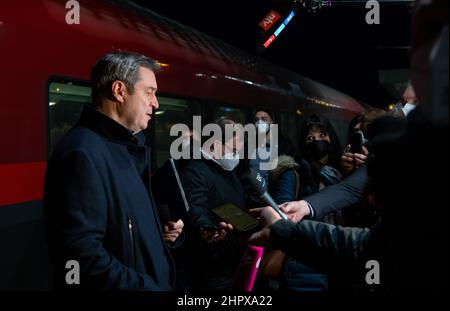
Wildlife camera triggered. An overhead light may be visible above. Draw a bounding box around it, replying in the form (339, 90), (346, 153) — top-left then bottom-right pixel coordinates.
(49, 102), (57, 106)
(157, 61), (170, 67)
(155, 111), (165, 115)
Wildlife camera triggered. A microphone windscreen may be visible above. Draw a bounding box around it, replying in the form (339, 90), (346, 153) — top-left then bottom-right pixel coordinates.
(244, 168), (266, 196)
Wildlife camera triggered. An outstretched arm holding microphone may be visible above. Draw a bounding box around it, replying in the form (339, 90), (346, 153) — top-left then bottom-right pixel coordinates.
(249, 204), (371, 275)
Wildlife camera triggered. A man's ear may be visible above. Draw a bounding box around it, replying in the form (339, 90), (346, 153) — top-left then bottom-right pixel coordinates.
(111, 80), (127, 103)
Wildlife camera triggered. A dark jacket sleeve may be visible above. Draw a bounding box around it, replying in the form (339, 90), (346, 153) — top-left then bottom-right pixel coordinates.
(269, 219), (371, 273)
(45, 150), (159, 290)
(304, 163), (370, 220)
(273, 170), (297, 204)
(180, 164), (216, 228)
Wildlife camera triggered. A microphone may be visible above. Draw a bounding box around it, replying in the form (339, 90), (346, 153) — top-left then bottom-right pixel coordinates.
(230, 245), (264, 291)
(245, 168), (288, 220)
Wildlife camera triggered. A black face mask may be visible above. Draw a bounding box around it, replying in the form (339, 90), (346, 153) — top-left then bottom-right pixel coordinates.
(306, 140), (330, 160)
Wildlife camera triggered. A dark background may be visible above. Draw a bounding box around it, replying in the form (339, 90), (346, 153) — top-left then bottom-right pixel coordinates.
(132, 0), (415, 108)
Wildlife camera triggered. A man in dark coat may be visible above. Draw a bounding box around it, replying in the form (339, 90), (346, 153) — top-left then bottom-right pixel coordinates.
(180, 118), (248, 291)
(44, 52), (183, 290)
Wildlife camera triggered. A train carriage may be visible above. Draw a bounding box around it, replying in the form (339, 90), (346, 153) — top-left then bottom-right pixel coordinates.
(0, 0), (364, 289)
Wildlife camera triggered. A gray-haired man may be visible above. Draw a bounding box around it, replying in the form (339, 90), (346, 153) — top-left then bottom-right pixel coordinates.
(44, 52), (183, 290)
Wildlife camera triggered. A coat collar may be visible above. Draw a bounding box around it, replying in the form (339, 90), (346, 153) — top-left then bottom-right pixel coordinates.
(77, 104), (145, 146)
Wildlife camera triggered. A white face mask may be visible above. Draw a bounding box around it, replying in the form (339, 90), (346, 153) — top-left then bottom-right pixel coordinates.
(201, 147), (240, 171)
(256, 120), (269, 134)
(402, 103), (417, 116)
(216, 152), (240, 171)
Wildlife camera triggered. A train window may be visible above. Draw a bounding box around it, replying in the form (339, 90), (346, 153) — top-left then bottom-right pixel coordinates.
(47, 81), (91, 154)
(214, 105), (245, 124)
(153, 97), (195, 168)
(279, 110), (299, 152)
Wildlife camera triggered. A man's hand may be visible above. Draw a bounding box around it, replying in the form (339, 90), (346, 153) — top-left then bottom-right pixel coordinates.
(279, 200), (311, 222)
(163, 219), (184, 243)
(199, 222), (233, 243)
(248, 206), (282, 246)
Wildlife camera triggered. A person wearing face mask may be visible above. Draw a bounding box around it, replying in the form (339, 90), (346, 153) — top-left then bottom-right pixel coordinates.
(401, 83), (419, 116)
(297, 114), (344, 206)
(249, 109), (275, 191)
(244, 109), (295, 203)
(340, 108), (386, 177)
(337, 109), (387, 229)
(269, 114), (344, 210)
(179, 117), (249, 290)
(250, 0), (449, 295)
(389, 83), (420, 118)
(259, 114), (344, 292)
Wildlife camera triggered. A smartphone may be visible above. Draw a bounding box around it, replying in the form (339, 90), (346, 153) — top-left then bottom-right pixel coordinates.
(211, 203), (260, 232)
(349, 131), (364, 154)
(200, 224), (220, 232)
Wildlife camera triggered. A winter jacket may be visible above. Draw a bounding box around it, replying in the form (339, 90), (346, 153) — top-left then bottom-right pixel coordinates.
(44, 105), (174, 290)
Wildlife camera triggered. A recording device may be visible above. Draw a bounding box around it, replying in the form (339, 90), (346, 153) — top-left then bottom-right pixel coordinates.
(231, 245), (264, 291)
(244, 168), (288, 220)
(151, 158), (190, 222)
(349, 131), (364, 154)
(200, 224), (220, 232)
(211, 203), (260, 232)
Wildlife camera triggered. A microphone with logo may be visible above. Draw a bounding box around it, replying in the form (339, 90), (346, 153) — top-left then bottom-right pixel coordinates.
(230, 169), (287, 291)
(244, 168), (288, 220)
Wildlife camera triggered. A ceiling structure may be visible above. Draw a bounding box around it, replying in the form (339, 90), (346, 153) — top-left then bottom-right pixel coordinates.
(131, 0), (416, 108)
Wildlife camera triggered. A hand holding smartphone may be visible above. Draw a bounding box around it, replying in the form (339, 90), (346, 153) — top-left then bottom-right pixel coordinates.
(199, 223), (233, 243)
(349, 131), (364, 154)
(211, 203), (260, 232)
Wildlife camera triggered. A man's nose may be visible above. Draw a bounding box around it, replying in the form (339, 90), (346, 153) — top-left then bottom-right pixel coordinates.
(151, 96), (159, 109)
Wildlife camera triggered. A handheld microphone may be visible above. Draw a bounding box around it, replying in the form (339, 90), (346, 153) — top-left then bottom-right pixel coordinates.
(231, 245), (264, 291)
(245, 168), (288, 220)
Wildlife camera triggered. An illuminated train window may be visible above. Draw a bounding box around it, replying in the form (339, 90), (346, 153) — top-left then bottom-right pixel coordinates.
(48, 80), (92, 154)
(153, 97), (196, 168)
(47, 79), (197, 168)
(214, 106), (246, 124)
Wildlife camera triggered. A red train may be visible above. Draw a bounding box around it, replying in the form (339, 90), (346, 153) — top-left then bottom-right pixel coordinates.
(0, 0), (364, 289)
